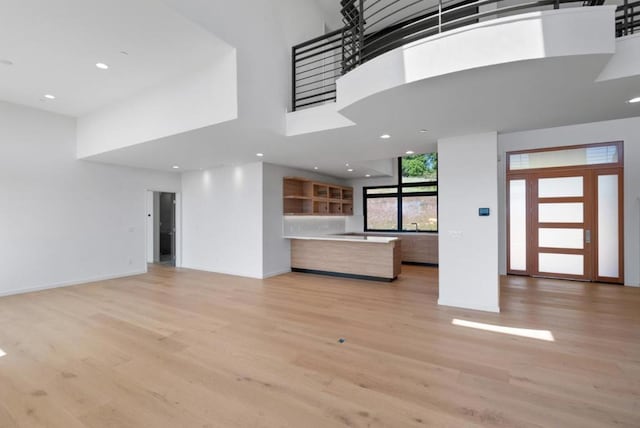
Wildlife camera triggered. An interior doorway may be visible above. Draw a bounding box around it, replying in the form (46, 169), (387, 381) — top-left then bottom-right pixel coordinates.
(507, 142), (624, 283)
(146, 191), (177, 267)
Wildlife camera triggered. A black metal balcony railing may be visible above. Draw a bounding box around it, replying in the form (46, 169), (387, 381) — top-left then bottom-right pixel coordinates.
(618, 0), (640, 36)
(291, 0), (639, 111)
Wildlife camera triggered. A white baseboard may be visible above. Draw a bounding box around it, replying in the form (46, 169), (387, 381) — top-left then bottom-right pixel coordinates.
(0, 269), (147, 298)
(438, 298), (500, 313)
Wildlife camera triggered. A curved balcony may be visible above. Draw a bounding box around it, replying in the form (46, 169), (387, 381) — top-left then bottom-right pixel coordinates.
(291, 0), (639, 111)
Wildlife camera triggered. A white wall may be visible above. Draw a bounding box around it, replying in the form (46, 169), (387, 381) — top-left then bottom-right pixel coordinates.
(181, 163), (264, 278)
(181, 162), (346, 279)
(438, 132), (500, 312)
(498, 116), (640, 286)
(164, 0), (335, 130)
(0, 101), (181, 296)
(262, 163), (346, 277)
(77, 54), (238, 158)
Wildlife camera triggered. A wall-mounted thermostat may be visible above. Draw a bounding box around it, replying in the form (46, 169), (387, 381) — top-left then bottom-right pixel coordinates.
(479, 208), (490, 216)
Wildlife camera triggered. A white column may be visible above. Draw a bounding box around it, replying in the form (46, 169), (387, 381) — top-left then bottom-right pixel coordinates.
(438, 132), (500, 312)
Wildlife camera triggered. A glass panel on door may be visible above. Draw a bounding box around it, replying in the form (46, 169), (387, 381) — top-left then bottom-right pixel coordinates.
(538, 203), (584, 223)
(597, 175), (619, 278)
(509, 179), (527, 271)
(538, 228), (584, 249)
(539, 253), (584, 276)
(538, 176), (583, 198)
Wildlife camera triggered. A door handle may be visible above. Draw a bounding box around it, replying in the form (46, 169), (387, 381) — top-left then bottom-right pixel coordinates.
(585, 229), (591, 244)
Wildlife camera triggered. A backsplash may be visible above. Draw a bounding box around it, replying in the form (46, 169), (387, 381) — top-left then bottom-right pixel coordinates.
(345, 215), (364, 233)
(283, 216), (346, 236)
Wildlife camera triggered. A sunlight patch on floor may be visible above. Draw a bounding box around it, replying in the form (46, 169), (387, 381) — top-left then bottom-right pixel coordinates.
(452, 318), (555, 342)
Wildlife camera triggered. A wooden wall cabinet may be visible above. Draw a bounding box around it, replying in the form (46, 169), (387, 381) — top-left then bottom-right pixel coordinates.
(283, 177), (353, 216)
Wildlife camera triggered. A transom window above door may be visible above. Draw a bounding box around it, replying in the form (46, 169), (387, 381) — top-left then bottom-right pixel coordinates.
(508, 143), (621, 171)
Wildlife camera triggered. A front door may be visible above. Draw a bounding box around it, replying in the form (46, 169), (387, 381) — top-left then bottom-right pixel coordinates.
(532, 171), (591, 281)
(507, 143), (623, 284)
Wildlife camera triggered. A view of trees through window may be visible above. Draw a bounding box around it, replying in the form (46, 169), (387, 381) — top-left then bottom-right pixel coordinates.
(402, 153), (437, 183)
(365, 153), (438, 232)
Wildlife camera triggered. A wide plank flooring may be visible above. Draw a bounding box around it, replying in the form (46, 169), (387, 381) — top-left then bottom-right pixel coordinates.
(0, 265), (639, 427)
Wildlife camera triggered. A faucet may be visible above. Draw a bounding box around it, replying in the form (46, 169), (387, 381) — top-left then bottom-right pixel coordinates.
(411, 222), (419, 232)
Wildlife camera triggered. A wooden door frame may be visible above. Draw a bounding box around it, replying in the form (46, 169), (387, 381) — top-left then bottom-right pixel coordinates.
(506, 141), (624, 284)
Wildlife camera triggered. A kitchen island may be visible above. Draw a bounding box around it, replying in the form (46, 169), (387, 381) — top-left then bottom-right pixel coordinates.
(285, 235), (401, 282)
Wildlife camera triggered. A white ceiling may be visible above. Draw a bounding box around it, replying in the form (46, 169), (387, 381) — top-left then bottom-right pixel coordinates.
(0, 0), (229, 116)
(1, 1), (639, 179)
(314, 0), (343, 29)
(340, 55), (640, 144)
(85, 52), (640, 178)
(84, 116), (436, 179)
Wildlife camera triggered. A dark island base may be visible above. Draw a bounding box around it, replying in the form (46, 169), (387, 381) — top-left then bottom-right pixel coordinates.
(291, 268), (395, 283)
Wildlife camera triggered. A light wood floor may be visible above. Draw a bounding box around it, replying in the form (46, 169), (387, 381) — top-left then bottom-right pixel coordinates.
(0, 265), (639, 427)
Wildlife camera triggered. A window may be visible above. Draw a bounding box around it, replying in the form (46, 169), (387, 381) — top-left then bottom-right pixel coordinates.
(364, 153), (438, 232)
(366, 195), (398, 230)
(508, 143), (620, 171)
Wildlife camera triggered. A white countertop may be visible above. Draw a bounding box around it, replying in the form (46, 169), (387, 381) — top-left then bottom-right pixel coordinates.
(284, 234), (398, 243)
(361, 231), (438, 236)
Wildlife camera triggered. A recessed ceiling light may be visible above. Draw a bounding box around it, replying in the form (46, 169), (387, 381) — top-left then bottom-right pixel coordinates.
(347, 168), (354, 172)
(0, 59), (13, 66)
(419, 129), (428, 133)
(172, 165), (180, 169)
(345, 163), (350, 167)
(628, 96), (640, 104)
(256, 153), (264, 157)
(365, 174), (371, 177)
(96, 62), (109, 70)
(380, 134), (391, 139)
(313, 166), (319, 170)
(44, 94), (56, 100)
(406, 150), (415, 155)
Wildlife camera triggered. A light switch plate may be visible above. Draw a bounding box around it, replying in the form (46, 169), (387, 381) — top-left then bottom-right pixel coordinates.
(448, 230), (463, 239)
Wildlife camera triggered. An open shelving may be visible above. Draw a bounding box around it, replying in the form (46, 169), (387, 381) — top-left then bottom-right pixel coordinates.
(283, 177), (353, 216)
(329, 186), (342, 200)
